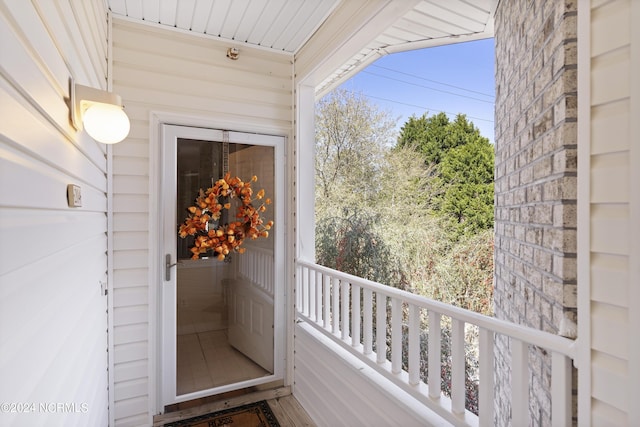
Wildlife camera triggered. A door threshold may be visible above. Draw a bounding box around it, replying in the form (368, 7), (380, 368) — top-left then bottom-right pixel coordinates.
(155, 383), (289, 426)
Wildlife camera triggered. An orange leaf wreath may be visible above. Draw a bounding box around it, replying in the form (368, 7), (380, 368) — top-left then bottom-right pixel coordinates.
(178, 173), (273, 261)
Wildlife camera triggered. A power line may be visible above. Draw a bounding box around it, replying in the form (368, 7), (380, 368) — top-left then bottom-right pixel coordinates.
(362, 71), (494, 104)
(354, 91), (494, 124)
(370, 64), (495, 98)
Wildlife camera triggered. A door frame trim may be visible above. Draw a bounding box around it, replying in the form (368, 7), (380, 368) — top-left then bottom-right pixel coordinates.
(149, 111), (290, 414)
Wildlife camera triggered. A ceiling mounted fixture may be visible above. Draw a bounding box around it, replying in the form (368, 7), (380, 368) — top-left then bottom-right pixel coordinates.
(227, 47), (239, 60)
(70, 79), (130, 144)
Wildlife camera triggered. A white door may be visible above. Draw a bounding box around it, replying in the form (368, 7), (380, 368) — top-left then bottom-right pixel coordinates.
(160, 124), (285, 406)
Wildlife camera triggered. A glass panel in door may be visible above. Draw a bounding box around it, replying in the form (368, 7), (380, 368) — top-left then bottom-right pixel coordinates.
(175, 138), (275, 397)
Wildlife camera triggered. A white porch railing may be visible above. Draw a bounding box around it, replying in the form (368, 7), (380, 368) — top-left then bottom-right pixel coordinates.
(296, 259), (577, 427)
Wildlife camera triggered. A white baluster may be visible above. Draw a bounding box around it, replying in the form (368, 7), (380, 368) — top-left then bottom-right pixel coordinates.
(301, 266), (307, 315)
(451, 318), (466, 415)
(309, 268), (316, 320)
(479, 328), (494, 427)
(391, 297), (402, 374)
(551, 352), (571, 427)
(296, 265), (301, 312)
(376, 292), (386, 364)
(511, 339), (529, 427)
(352, 285), (361, 347)
(341, 281), (350, 341)
(408, 304), (420, 385)
(363, 288), (373, 355)
(323, 275), (331, 330)
(332, 278), (339, 334)
(428, 311), (441, 398)
(316, 271), (322, 323)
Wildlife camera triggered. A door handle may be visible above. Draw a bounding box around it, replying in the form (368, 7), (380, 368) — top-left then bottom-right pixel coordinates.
(165, 254), (177, 281)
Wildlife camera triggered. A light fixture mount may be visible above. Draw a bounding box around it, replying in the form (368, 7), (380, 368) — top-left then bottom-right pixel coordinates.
(227, 47), (239, 60)
(69, 78), (130, 144)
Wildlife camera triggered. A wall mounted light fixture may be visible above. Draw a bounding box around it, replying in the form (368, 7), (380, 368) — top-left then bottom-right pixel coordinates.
(70, 78), (130, 144)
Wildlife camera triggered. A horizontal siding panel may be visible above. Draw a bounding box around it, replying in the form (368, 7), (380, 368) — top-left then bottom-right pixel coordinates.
(591, 46), (630, 106)
(112, 268), (148, 288)
(114, 378), (148, 401)
(114, 359), (148, 383)
(112, 85), (291, 124)
(0, 209), (105, 276)
(592, 399), (627, 427)
(113, 249), (148, 269)
(0, 7), (106, 165)
(113, 213), (149, 232)
(295, 330), (400, 426)
(113, 306), (148, 326)
(0, 82), (107, 187)
(591, 350), (628, 413)
(590, 151), (629, 203)
(0, 237), (106, 353)
(591, 99), (629, 155)
(112, 156), (150, 176)
(0, 7), (75, 136)
(591, 302), (628, 359)
(113, 175), (149, 194)
(591, 204), (629, 255)
(67, 0), (108, 83)
(112, 21), (292, 76)
(113, 395), (149, 422)
(114, 231), (149, 251)
(113, 194), (149, 213)
(113, 286), (149, 307)
(114, 66), (291, 109)
(591, 0), (630, 57)
(294, 323), (443, 426)
(114, 341), (148, 364)
(114, 413), (150, 427)
(112, 138), (150, 158)
(0, 145), (106, 212)
(4, 1), (72, 90)
(114, 323), (148, 345)
(590, 253), (628, 307)
(35, 0), (106, 87)
(114, 47), (292, 91)
(0, 238), (107, 421)
(1, 0), (109, 425)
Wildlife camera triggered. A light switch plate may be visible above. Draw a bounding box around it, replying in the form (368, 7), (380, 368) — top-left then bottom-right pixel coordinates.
(67, 184), (82, 207)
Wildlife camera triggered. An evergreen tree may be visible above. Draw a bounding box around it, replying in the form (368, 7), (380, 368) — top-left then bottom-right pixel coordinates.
(397, 112), (494, 238)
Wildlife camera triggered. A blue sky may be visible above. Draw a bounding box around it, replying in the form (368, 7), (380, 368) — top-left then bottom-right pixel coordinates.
(337, 38), (495, 143)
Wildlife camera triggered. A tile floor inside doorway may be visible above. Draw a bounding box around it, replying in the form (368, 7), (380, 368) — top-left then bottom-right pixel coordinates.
(177, 330), (270, 396)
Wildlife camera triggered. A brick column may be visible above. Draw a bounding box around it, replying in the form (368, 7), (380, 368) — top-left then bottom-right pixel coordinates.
(494, 0), (577, 425)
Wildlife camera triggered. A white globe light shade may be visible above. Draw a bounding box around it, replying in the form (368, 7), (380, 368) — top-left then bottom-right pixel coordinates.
(82, 102), (130, 144)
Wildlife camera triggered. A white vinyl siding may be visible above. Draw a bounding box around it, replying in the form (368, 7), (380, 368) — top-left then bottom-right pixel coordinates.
(110, 18), (293, 424)
(579, 0), (639, 424)
(0, 1), (109, 426)
(294, 323), (447, 426)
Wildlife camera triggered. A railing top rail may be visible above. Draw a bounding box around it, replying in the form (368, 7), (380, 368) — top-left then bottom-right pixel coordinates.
(296, 258), (576, 359)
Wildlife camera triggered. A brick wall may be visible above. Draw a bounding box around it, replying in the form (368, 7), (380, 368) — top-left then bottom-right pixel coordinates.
(494, 0), (577, 425)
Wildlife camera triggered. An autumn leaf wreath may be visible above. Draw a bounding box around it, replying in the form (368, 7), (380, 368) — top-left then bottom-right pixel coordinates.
(179, 173), (273, 261)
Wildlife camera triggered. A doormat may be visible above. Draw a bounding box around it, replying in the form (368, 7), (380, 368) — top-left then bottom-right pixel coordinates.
(164, 400), (280, 427)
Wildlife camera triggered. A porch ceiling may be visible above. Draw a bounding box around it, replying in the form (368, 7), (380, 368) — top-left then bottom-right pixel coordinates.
(107, 0), (496, 94)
